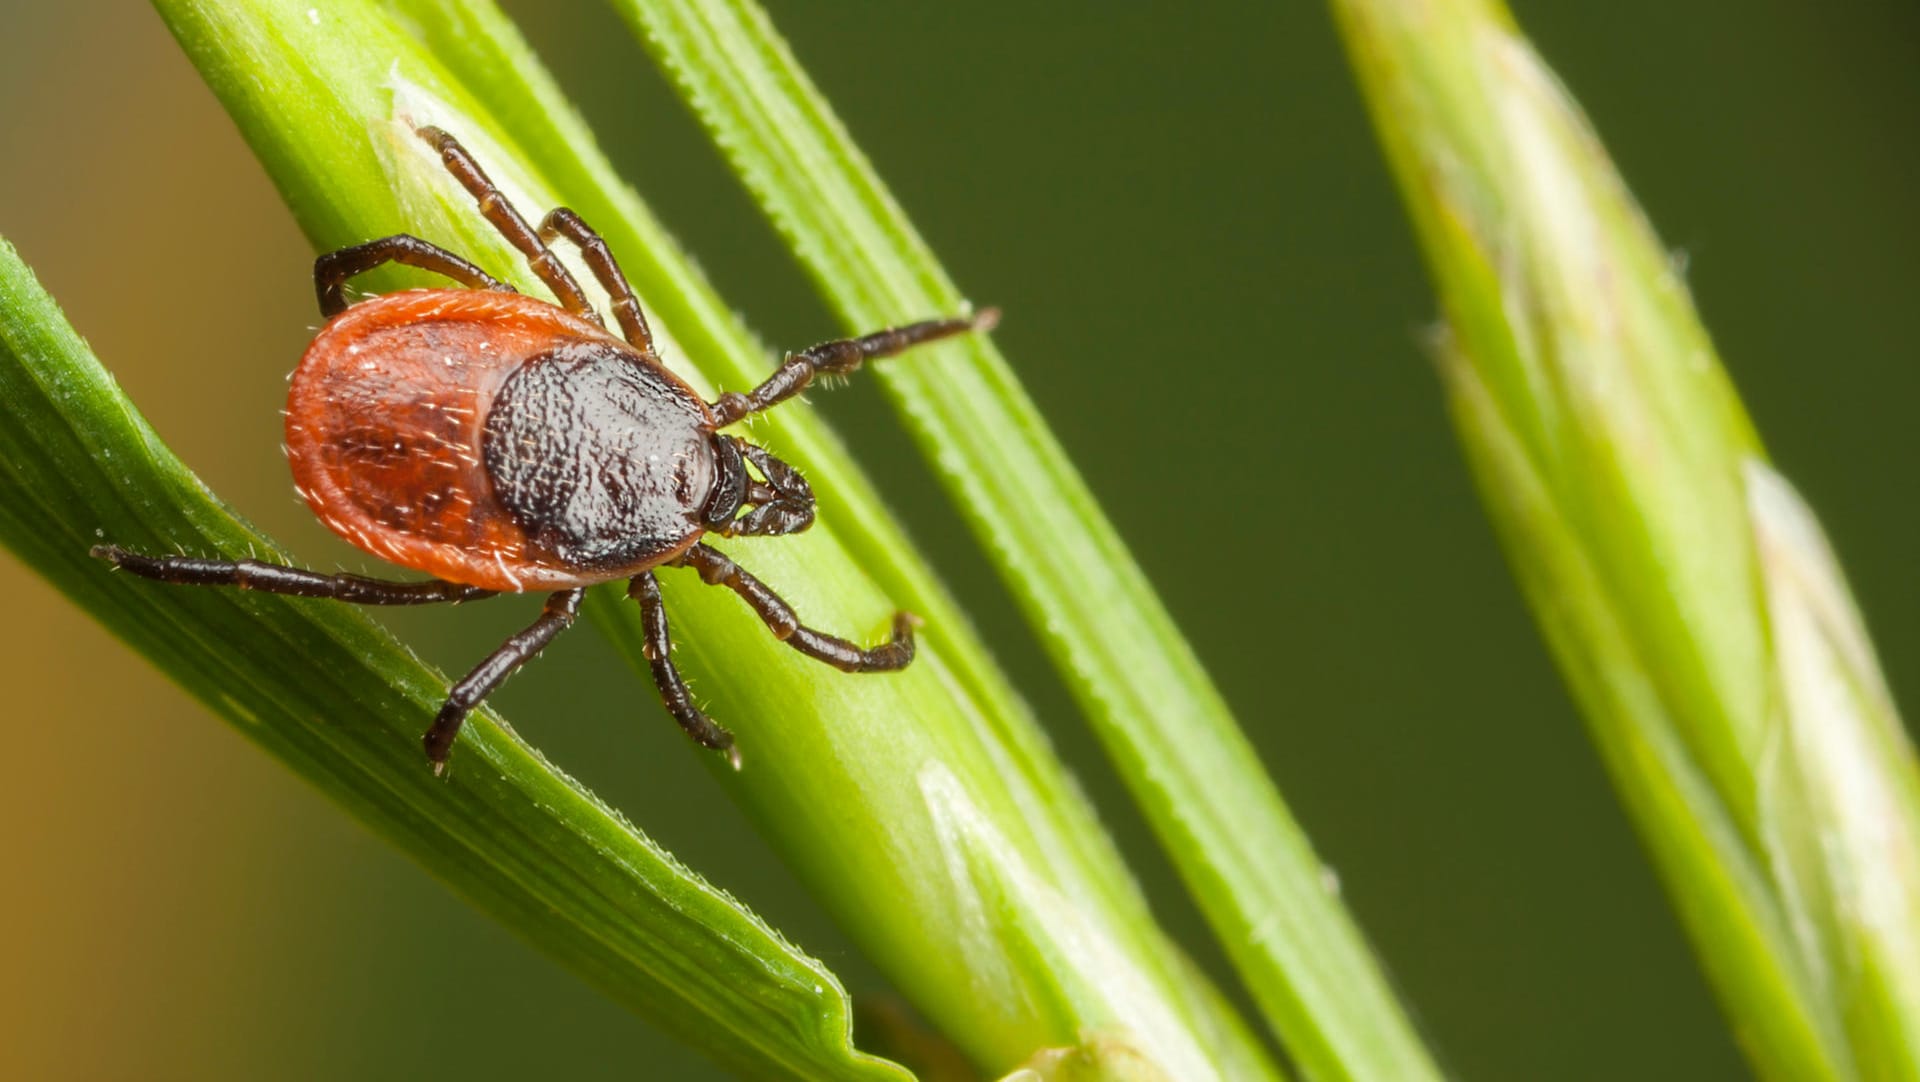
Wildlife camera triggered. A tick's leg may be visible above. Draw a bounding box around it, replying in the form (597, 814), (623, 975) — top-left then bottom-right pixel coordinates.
(539, 208), (654, 353)
(708, 309), (1000, 428)
(313, 234), (510, 318)
(676, 543), (915, 672)
(628, 572), (739, 766)
(415, 125), (603, 327)
(92, 544), (496, 605)
(423, 588), (583, 771)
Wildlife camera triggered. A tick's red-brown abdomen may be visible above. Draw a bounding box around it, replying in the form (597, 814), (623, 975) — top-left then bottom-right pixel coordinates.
(286, 289), (705, 592)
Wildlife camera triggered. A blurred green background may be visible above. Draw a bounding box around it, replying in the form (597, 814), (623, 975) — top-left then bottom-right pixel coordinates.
(3, 2), (1916, 1079)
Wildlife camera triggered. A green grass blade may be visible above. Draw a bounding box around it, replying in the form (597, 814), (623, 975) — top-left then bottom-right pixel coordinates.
(0, 235), (911, 1081)
(1331, 1), (1920, 1078)
(605, 3), (1441, 1080)
(143, 0), (1283, 1076)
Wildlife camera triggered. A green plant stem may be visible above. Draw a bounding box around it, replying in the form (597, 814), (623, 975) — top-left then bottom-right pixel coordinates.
(1332, 1), (1920, 1078)
(608, 3), (1442, 1080)
(141, 0), (1282, 1077)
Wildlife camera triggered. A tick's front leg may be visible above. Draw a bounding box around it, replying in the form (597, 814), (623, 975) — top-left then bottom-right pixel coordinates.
(708, 309), (998, 428)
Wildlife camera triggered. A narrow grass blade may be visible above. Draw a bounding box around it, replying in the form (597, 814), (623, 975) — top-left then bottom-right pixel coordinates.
(606, 3), (1442, 1080)
(146, 0), (1282, 1076)
(0, 236), (911, 1081)
(1332, 1), (1920, 1078)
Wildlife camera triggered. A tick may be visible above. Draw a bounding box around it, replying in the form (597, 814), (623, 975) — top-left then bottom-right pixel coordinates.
(93, 125), (995, 773)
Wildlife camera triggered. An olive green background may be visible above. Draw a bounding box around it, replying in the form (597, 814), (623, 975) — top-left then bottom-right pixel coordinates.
(3, 3), (1915, 1080)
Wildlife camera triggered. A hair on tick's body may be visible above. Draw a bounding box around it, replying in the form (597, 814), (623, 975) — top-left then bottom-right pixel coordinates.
(94, 124), (996, 773)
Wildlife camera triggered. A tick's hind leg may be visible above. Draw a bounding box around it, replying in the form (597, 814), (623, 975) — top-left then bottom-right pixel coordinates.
(92, 544), (497, 605)
(415, 125), (603, 328)
(676, 543), (915, 672)
(422, 588), (584, 772)
(709, 309), (1000, 428)
(313, 235), (511, 318)
(628, 572), (739, 767)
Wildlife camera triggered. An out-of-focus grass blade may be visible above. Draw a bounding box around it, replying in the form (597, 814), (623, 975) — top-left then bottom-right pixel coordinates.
(0, 235), (911, 1081)
(1332, 0), (1920, 1078)
(605, 2), (1443, 1080)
